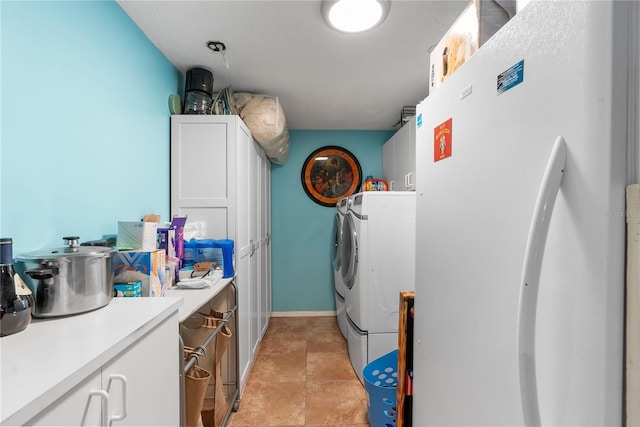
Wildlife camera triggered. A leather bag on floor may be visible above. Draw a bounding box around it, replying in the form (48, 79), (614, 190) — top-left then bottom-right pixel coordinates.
(181, 310), (233, 427)
(184, 348), (211, 427)
(181, 314), (218, 379)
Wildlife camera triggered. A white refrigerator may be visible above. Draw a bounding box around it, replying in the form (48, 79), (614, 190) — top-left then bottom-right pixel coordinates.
(413, 1), (638, 426)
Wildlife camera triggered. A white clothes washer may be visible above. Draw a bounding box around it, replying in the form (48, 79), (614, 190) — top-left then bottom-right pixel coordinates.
(340, 191), (416, 383)
(333, 196), (349, 339)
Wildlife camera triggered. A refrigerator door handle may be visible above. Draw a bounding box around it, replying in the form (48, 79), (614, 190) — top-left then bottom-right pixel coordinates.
(517, 136), (567, 427)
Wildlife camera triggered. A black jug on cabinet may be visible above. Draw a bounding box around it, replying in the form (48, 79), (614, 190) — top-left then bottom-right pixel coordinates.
(184, 67), (214, 115)
(0, 238), (33, 337)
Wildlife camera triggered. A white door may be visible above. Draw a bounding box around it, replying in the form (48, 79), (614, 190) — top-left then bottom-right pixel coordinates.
(413, 2), (628, 425)
(249, 139), (260, 359)
(259, 151), (271, 337)
(236, 121), (252, 388)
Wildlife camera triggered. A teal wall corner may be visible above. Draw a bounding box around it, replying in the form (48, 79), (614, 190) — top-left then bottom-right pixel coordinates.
(1, 1), (181, 254)
(271, 129), (394, 312)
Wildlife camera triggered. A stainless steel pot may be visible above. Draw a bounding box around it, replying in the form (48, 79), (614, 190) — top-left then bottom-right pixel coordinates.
(14, 237), (115, 318)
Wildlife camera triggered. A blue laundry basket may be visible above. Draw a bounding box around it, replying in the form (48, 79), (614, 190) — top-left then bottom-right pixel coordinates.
(363, 349), (398, 427)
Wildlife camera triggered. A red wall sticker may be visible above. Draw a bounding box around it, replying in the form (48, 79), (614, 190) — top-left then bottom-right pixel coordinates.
(434, 118), (452, 162)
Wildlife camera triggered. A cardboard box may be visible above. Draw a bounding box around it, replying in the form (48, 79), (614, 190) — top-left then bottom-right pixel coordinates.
(117, 221), (158, 251)
(429, 0), (516, 94)
(157, 227), (176, 258)
(165, 257), (179, 289)
(113, 281), (142, 297)
(112, 250), (166, 297)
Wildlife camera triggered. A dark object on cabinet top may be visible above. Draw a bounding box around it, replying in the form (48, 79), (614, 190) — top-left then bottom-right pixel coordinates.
(81, 237), (116, 247)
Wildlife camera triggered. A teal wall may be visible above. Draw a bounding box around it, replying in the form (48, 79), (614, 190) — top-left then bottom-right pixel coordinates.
(271, 130), (393, 312)
(1, 1), (181, 255)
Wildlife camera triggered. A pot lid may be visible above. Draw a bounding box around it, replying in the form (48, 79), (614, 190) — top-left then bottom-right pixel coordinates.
(16, 236), (115, 260)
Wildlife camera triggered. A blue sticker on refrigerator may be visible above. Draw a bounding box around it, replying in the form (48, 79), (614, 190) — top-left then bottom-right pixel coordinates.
(497, 60), (524, 94)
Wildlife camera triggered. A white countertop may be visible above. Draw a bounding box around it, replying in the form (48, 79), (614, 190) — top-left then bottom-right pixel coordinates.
(0, 297), (182, 426)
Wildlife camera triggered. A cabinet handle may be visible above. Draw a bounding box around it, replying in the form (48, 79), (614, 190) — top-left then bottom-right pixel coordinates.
(405, 172), (414, 188)
(89, 390), (109, 427)
(108, 374), (128, 422)
(250, 239), (260, 256)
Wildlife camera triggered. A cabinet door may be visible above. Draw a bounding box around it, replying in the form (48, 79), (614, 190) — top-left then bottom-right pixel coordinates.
(394, 125), (412, 190)
(383, 116), (417, 191)
(259, 151), (271, 338)
(27, 371), (103, 426)
(104, 315), (180, 426)
(395, 116), (417, 191)
(235, 124), (254, 390)
(404, 117), (416, 190)
(249, 139), (260, 361)
(235, 121), (250, 251)
(382, 135), (396, 189)
(170, 116), (233, 239)
(236, 253), (251, 388)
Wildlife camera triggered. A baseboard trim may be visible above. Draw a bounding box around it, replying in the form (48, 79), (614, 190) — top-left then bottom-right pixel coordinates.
(271, 311), (336, 317)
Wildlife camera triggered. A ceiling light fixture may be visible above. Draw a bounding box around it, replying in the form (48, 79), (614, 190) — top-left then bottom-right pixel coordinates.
(321, 0), (391, 34)
(206, 41), (226, 53)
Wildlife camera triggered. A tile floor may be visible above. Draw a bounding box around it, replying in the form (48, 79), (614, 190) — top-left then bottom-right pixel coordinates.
(228, 316), (370, 427)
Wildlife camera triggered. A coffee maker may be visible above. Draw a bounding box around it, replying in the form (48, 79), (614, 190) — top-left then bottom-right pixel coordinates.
(183, 67), (214, 114)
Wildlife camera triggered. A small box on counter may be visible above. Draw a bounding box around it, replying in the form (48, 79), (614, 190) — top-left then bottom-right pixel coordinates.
(165, 259), (179, 289)
(158, 226), (181, 287)
(429, 0), (515, 94)
(157, 227), (176, 258)
(112, 250), (166, 297)
(117, 221), (158, 251)
(171, 216), (188, 263)
(113, 281), (142, 297)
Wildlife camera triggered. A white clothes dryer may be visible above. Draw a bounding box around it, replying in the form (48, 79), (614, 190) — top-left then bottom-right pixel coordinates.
(333, 196), (349, 339)
(340, 191), (416, 383)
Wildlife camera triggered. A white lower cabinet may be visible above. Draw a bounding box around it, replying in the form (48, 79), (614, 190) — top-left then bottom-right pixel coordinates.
(27, 315), (179, 427)
(27, 372), (103, 426)
(102, 315), (179, 426)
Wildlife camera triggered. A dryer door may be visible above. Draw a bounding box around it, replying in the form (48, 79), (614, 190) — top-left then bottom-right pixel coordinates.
(340, 213), (358, 289)
(332, 212), (343, 272)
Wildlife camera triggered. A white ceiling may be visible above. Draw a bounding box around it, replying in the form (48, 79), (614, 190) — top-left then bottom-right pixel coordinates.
(117, 0), (468, 130)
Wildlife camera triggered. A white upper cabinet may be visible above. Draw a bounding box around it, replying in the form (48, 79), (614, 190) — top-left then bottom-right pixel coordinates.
(170, 115), (271, 392)
(382, 116), (416, 191)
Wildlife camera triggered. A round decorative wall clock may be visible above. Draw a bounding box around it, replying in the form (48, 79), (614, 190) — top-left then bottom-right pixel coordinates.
(301, 146), (362, 207)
